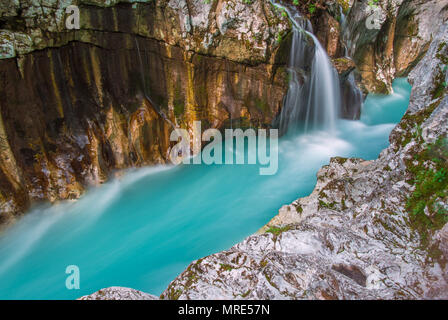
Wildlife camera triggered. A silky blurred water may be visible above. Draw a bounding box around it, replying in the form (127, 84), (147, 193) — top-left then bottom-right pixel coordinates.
(0, 79), (412, 299)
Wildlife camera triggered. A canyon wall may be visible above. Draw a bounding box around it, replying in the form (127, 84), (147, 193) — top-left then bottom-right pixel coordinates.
(0, 0), (293, 225)
(76, 0), (448, 300)
(0, 0), (369, 225)
(161, 20), (448, 300)
(343, 0), (448, 94)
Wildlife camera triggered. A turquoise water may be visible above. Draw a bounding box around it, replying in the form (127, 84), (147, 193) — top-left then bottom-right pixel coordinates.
(0, 79), (411, 299)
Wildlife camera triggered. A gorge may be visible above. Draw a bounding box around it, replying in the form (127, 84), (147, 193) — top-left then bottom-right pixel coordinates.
(0, 78), (411, 299)
(0, 0), (447, 300)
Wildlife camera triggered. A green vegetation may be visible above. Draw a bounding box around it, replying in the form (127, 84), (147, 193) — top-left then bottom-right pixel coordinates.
(398, 99), (441, 149)
(173, 102), (185, 118)
(333, 156), (348, 165)
(337, 0), (350, 13)
(318, 199), (336, 210)
(406, 137), (448, 243)
(308, 3), (316, 14)
(398, 42), (447, 245)
(295, 203), (303, 213)
(276, 33), (283, 43)
(265, 225), (291, 236)
(241, 289), (251, 298)
(173, 85), (185, 118)
(254, 98), (270, 114)
(432, 42), (448, 99)
(220, 263), (234, 271)
(286, 0), (319, 15)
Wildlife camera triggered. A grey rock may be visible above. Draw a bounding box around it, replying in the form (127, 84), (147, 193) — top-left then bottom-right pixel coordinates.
(0, 0), (19, 18)
(78, 286), (159, 300)
(343, 0), (448, 93)
(0, 0), (290, 63)
(408, 23), (448, 114)
(160, 21), (448, 300)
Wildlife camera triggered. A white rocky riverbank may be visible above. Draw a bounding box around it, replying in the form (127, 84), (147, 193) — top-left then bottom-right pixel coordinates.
(79, 1), (448, 299)
(81, 20), (448, 300)
(158, 22), (448, 300)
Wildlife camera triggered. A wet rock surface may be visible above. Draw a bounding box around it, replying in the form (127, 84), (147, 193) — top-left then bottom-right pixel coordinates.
(160, 21), (448, 300)
(0, 1), (367, 224)
(79, 286), (159, 300)
(0, 0), (446, 301)
(0, 0), (291, 63)
(0, 0), (292, 224)
(343, 0), (448, 94)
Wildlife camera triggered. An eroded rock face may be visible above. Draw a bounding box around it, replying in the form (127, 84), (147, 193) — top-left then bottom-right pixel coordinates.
(343, 0), (448, 94)
(78, 286), (159, 300)
(0, 1), (369, 224)
(160, 22), (448, 300)
(74, 3), (446, 300)
(0, 0), (291, 62)
(0, 1), (292, 224)
(312, 5), (344, 59)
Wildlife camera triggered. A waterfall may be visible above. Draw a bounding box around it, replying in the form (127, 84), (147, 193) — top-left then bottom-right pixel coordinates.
(272, 2), (341, 135)
(339, 6), (346, 29)
(339, 6), (349, 57)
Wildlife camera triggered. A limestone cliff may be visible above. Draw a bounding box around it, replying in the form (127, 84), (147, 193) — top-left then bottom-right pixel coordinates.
(161, 21), (448, 300)
(3, 0), (445, 301)
(0, 0), (366, 225)
(0, 0), (293, 225)
(79, 286), (159, 300)
(343, 0), (448, 94)
(77, 0), (448, 300)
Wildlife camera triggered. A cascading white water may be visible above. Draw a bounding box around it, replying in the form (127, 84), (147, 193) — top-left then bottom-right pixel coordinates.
(0, 76), (412, 299)
(272, 2), (341, 135)
(0, 0), (413, 301)
(339, 6), (349, 57)
(340, 5), (347, 29)
(303, 32), (341, 132)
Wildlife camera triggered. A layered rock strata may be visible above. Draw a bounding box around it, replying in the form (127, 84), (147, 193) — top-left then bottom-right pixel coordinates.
(0, 0), (292, 224)
(343, 0), (448, 94)
(160, 21), (448, 300)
